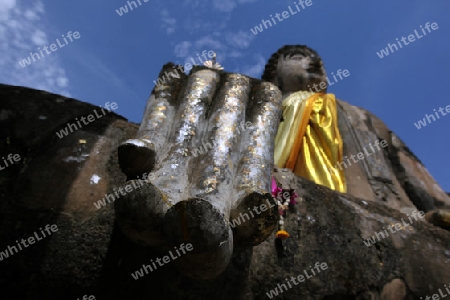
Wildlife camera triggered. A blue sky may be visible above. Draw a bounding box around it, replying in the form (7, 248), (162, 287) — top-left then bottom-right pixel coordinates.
(0, 0), (449, 191)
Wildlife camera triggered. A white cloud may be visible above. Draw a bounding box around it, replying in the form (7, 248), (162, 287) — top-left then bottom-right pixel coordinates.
(160, 1), (260, 73)
(24, 9), (39, 21)
(182, 17), (230, 34)
(0, 0), (71, 97)
(174, 41), (192, 57)
(0, 0), (16, 21)
(211, 0), (258, 12)
(225, 30), (254, 49)
(227, 50), (244, 58)
(160, 9), (176, 35)
(195, 36), (224, 50)
(239, 53), (266, 78)
(182, 0), (205, 8)
(32, 1), (44, 13)
(56, 77), (68, 88)
(213, 0), (236, 12)
(172, 29), (258, 72)
(181, 0), (257, 12)
(31, 29), (47, 45)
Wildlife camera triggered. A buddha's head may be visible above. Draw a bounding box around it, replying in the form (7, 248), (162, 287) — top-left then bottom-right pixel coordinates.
(262, 45), (328, 95)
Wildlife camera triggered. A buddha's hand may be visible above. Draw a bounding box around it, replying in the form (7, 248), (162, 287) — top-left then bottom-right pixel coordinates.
(115, 63), (282, 279)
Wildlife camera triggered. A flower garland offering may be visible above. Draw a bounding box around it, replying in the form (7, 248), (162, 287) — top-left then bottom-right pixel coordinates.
(271, 177), (297, 239)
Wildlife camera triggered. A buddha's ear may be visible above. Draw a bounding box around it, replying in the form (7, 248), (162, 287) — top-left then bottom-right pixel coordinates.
(272, 74), (279, 88)
(276, 75), (283, 91)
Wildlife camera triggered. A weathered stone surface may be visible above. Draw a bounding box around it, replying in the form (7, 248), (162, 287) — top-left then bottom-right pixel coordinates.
(338, 100), (450, 214)
(351, 99), (450, 212)
(250, 168), (450, 300)
(424, 209), (450, 230)
(380, 278), (406, 300)
(1, 83), (450, 299)
(0, 83), (133, 298)
(390, 132), (450, 211)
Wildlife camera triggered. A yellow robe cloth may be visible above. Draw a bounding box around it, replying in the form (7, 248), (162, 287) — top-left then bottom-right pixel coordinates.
(274, 91), (347, 193)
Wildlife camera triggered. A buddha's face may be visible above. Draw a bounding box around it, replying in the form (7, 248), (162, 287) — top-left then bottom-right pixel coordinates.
(262, 45), (328, 95)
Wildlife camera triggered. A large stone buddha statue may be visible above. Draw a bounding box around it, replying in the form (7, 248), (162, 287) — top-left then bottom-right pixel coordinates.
(262, 45), (449, 216)
(114, 44), (450, 280)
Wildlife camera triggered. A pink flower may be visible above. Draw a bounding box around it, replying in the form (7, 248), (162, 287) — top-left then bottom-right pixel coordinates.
(271, 177), (283, 199)
(272, 176), (298, 205)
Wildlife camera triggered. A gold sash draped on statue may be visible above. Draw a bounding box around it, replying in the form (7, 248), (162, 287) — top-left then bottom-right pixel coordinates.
(274, 91), (347, 193)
